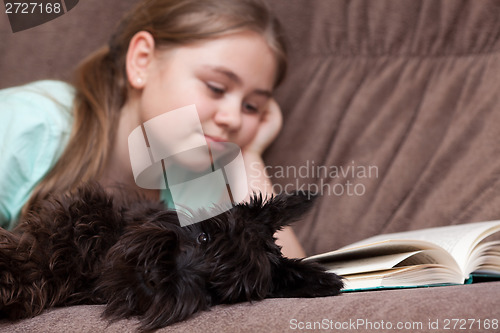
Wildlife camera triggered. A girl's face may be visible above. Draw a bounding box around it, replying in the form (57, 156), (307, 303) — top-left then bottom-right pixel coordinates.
(136, 31), (278, 150)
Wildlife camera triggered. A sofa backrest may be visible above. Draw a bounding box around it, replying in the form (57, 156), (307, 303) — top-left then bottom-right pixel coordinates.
(0, 1), (136, 88)
(265, 0), (500, 254)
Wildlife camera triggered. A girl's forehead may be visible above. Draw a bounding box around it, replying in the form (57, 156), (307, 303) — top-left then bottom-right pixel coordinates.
(155, 31), (278, 87)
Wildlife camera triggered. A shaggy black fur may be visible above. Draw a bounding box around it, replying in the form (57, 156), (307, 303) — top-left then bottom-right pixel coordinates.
(0, 183), (342, 331)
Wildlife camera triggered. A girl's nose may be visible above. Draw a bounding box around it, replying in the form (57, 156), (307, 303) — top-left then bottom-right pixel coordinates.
(213, 101), (242, 131)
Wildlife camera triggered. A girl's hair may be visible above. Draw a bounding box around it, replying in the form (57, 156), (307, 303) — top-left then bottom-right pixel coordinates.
(22, 0), (287, 217)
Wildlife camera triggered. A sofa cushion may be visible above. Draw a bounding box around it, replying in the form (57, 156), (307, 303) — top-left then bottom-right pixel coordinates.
(1, 282), (498, 332)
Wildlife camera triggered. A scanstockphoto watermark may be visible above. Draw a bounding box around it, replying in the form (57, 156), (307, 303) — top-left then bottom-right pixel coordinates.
(289, 318), (499, 331)
(250, 160), (379, 198)
(290, 318), (424, 331)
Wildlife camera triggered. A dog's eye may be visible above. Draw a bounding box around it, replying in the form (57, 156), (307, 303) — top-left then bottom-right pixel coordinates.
(141, 268), (157, 291)
(197, 232), (209, 244)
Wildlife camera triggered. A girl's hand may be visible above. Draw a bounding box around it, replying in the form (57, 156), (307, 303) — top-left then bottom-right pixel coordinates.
(243, 99), (283, 156)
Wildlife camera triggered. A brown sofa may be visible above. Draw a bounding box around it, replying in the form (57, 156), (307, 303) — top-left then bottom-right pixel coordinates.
(1, 1), (500, 332)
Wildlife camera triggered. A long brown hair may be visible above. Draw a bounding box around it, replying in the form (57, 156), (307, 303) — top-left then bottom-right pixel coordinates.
(22, 0), (287, 217)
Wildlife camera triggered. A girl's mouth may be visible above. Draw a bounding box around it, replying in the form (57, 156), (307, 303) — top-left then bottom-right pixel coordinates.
(204, 135), (238, 159)
(204, 135), (227, 143)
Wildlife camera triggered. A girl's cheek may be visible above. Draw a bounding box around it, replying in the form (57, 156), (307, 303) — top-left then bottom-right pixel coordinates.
(242, 117), (260, 141)
(246, 115), (261, 132)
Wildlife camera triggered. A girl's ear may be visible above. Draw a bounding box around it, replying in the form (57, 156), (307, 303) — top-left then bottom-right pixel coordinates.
(126, 31), (156, 89)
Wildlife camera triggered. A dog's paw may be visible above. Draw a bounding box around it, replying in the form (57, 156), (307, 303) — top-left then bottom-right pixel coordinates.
(269, 259), (343, 298)
(304, 271), (343, 297)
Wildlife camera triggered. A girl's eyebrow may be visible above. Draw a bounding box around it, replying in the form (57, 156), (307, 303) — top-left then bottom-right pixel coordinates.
(204, 65), (273, 98)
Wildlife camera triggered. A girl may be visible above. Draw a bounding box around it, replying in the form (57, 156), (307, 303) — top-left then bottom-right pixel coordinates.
(0, 0), (305, 258)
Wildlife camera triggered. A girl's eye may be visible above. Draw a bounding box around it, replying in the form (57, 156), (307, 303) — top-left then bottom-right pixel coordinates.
(197, 232), (209, 244)
(206, 82), (225, 96)
(243, 102), (260, 114)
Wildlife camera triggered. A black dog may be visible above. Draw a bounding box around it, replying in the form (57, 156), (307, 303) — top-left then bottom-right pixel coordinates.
(0, 183), (342, 331)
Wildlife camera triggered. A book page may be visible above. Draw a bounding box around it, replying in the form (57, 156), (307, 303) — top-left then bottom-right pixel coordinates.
(346, 221), (500, 274)
(306, 240), (442, 262)
(466, 241), (500, 274)
(341, 265), (463, 290)
(323, 251), (421, 276)
(322, 250), (460, 276)
(307, 220), (500, 277)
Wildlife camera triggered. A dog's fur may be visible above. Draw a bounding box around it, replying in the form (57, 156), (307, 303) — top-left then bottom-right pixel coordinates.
(0, 183), (342, 331)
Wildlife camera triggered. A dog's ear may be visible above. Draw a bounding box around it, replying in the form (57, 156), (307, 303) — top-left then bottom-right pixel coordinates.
(134, 267), (212, 332)
(98, 217), (212, 331)
(269, 257), (343, 298)
(245, 191), (316, 231)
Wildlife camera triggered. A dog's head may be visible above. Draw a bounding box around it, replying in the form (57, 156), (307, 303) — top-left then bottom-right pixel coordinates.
(195, 191), (316, 304)
(98, 191), (337, 331)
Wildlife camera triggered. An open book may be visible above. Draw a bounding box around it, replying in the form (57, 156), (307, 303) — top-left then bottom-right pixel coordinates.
(304, 221), (500, 291)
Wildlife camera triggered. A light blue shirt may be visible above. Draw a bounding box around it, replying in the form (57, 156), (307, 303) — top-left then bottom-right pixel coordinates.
(0, 80), (184, 229)
(0, 80), (74, 229)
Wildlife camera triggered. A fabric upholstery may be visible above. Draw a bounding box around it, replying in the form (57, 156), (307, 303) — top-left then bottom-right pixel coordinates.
(265, 0), (500, 254)
(1, 0), (499, 331)
(1, 282), (499, 333)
